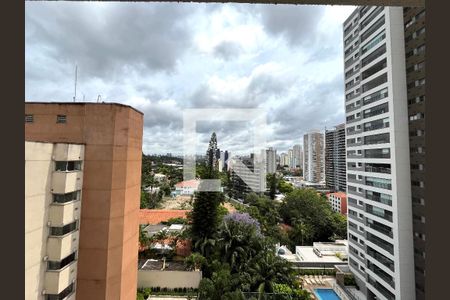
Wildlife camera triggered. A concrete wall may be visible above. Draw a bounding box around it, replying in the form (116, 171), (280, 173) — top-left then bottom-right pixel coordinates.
(137, 270), (202, 289)
(25, 103), (143, 300)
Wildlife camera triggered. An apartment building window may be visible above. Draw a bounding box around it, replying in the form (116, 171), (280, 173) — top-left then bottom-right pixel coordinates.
(365, 163), (391, 174)
(362, 73), (387, 93)
(366, 190), (392, 206)
(367, 232), (394, 254)
(368, 277), (395, 300)
(413, 214), (426, 224)
(365, 148), (390, 159)
(48, 252), (77, 271)
(45, 282), (75, 300)
(360, 15), (385, 43)
(360, 6), (384, 30)
(25, 114), (34, 123)
(412, 27), (426, 39)
(367, 246), (395, 271)
(366, 205), (393, 222)
(408, 95), (425, 105)
(361, 30), (386, 55)
(56, 115), (67, 123)
(367, 261), (395, 288)
(362, 59), (387, 81)
(361, 44), (386, 68)
(412, 180), (425, 188)
(359, 6), (370, 18)
(55, 160), (82, 171)
(367, 217), (393, 238)
(410, 129), (425, 137)
(415, 61), (425, 71)
(411, 146), (425, 154)
(53, 190), (81, 204)
(363, 102), (389, 119)
(364, 133), (389, 145)
(414, 44), (426, 55)
(414, 232), (426, 241)
(362, 87), (388, 106)
(412, 197), (425, 206)
(363, 117), (389, 132)
(50, 221), (78, 236)
(366, 176), (392, 190)
(410, 111), (425, 120)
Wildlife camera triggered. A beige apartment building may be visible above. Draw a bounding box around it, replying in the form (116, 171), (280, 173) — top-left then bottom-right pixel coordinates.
(26, 141), (85, 300)
(25, 102), (143, 300)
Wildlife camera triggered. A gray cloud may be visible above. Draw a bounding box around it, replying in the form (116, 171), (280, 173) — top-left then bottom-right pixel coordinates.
(25, 2), (194, 81)
(271, 74), (345, 141)
(258, 4), (326, 47)
(213, 41), (243, 61)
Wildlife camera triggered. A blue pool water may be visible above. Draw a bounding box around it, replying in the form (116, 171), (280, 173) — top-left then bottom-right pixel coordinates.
(314, 288), (341, 300)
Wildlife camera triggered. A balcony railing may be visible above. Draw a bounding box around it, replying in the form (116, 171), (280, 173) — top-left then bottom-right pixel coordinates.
(48, 201), (81, 227)
(52, 171), (83, 194)
(45, 261), (77, 295)
(347, 129), (363, 136)
(365, 166), (391, 174)
(47, 231), (79, 261)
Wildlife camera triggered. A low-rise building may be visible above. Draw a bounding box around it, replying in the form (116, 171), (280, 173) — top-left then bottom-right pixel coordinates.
(154, 173), (167, 183)
(277, 240), (348, 269)
(326, 192), (348, 216)
(174, 179), (200, 196)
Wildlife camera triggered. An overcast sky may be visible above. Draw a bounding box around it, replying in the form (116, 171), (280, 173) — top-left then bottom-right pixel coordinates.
(25, 2), (355, 155)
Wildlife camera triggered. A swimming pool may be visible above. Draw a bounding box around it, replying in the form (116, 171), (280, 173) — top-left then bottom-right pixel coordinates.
(314, 288), (341, 300)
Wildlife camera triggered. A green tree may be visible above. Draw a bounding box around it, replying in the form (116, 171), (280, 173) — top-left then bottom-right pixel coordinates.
(266, 173), (278, 200)
(280, 188), (346, 244)
(278, 179), (294, 194)
(191, 132), (224, 244)
(185, 253), (207, 271)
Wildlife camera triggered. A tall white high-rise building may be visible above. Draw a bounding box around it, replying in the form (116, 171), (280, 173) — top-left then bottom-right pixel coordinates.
(265, 147), (277, 174)
(287, 149), (295, 169)
(344, 6), (414, 300)
(293, 144), (302, 168)
(303, 130), (325, 183)
(279, 153), (288, 167)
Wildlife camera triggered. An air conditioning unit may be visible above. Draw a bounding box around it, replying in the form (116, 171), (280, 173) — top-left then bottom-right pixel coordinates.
(43, 256), (49, 262)
(41, 290), (46, 295)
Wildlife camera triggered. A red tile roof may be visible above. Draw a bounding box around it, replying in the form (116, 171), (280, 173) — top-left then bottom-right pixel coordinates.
(328, 192), (347, 199)
(139, 209), (190, 225)
(174, 179), (200, 189)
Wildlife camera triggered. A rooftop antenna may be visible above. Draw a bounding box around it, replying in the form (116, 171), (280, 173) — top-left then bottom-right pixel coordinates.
(73, 65), (78, 102)
(82, 93), (85, 101)
(97, 95), (102, 103)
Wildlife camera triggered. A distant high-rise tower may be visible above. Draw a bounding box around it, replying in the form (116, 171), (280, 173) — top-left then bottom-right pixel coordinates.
(288, 149), (295, 169)
(265, 147), (277, 174)
(344, 6), (415, 300)
(325, 124), (346, 192)
(303, 131), (325, 183)
(293, 144), (303, 168)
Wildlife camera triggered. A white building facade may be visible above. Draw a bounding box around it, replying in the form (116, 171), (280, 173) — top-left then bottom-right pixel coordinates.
(303, 130), (325, 183)
(344, 6), (414, 300)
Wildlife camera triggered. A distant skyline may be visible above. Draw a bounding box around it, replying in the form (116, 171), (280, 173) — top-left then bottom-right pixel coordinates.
(25, 2), (355, 155)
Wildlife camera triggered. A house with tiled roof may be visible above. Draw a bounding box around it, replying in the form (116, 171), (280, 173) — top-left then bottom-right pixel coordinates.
(173, 179), (200, 196)
(139, 209), (190, 225)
